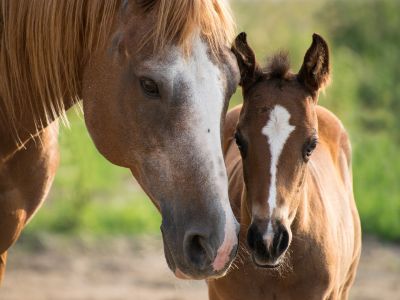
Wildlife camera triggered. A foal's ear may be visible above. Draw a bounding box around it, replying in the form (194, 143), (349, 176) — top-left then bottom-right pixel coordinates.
(231, 32), (261, 89)
(298, 33), (330, 95)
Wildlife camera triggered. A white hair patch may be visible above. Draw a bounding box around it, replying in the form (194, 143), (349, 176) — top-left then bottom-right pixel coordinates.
(261, 105), (295, 230)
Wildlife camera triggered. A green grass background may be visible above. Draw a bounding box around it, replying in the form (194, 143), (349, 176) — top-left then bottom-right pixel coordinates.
(24, 0), (400, 241)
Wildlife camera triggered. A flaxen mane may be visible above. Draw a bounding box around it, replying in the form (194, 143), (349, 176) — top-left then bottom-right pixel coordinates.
(138, 0), (235, 56)
(0, 0), (235, 146)
(0, 0), (120, 143)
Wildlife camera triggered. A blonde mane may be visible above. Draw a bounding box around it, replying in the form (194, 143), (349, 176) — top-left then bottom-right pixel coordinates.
(0, 0), (235, 147)
(138, 0), (235, 56)
(0, 0), (120, 144)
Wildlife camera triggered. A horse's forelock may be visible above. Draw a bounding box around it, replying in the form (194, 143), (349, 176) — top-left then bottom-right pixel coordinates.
(137, 0), (235, 57)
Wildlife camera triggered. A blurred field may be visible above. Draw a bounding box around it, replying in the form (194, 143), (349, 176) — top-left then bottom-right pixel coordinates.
(2, 236), (400, 300)
(23, 0), (400, 241)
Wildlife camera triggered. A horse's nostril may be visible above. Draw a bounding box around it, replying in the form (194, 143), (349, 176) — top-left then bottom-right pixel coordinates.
(247, 224), (257, 251)
(273, 227), (290, 257)
(184, 233), (213, 270)
(247, 223), (267, 256)
(247, 222), (290, 265)
(248, 223), (277, 265)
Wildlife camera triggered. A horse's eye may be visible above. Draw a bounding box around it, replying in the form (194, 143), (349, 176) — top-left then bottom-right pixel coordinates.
(140, 78), (160, 98)
(234, 131), (247, 158)
(303, 137), (318, 162)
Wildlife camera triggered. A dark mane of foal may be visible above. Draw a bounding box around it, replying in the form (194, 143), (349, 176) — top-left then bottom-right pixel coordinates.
(263, 51), (293, 80)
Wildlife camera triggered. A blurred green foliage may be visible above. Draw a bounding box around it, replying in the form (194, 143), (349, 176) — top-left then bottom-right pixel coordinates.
(25, 0), (400, 240)
(320, 0), (400, 240)
(24, 112), (161, 237)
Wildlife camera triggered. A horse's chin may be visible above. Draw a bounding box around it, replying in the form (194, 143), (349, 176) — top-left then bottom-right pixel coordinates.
(174, 263), (233, 281)
(174, 268), (192, 280)
(251, 254), (282, 269)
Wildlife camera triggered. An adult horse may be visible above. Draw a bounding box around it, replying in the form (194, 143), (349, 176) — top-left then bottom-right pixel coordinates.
(0, 0), (241, 283)
(208, 33), (361, 299)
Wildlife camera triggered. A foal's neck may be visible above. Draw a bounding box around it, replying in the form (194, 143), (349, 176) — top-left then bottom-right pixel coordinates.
(291, 179), (310, 235)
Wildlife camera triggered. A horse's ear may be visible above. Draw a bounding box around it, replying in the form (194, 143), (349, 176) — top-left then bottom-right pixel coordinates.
(298, 33), (330, 95)
(231, 32), (261, 89)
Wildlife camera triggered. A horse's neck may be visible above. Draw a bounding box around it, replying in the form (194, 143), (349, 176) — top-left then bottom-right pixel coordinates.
(239, 188), (252, 237)
(290, 178), (312, 236)
(291, 163), (330, 237)
(0, 101), (67, 162)
(292, 106), (351, 236)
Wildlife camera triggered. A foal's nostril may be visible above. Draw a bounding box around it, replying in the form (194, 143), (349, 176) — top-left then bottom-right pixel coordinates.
(273, 227), (290, 257)
(247, 224), (269, 257)
(184, 233), (213, 270)
(247, 223), (257, 251)
(247, 222), (290, 265)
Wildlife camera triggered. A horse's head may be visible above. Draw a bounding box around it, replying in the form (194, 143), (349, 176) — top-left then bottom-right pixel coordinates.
(82, 1), (240, 279)
(232, 33), (330, 268)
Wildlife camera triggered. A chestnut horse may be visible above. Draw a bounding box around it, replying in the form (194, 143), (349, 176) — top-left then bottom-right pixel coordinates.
(0, 0), (241, 283)
(208, 33), (361, 299)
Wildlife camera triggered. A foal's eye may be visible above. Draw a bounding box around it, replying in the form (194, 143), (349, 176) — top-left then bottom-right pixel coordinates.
(140, 77), (160, 98)
(303, 137), (318, 162)
(234, 131), (247, 158)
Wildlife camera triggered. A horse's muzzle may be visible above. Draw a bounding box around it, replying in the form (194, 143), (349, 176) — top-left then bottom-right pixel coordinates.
(161, 218), (239, 279)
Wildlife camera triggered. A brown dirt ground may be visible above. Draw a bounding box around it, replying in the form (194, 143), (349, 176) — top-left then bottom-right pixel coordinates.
(1, 235), (399, 300)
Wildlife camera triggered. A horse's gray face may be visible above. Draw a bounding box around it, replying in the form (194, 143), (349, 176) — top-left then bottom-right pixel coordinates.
(83, 33), (240, 279)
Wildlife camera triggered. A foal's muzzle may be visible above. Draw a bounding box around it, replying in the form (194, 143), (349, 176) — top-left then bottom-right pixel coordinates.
(247, 221), (290, 268)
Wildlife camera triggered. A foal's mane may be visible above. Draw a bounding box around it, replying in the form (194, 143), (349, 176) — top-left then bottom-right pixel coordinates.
(264, 52), (292, 80)
(0, 0), (235, 146)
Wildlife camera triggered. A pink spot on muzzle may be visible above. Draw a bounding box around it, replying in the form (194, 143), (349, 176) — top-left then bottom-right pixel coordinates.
(212, 228), (238, 271)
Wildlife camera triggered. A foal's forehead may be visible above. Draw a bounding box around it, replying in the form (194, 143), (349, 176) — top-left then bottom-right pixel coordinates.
(244, 79), (311, 123)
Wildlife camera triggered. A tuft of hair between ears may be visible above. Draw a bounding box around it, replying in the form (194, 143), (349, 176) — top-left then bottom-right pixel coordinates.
(265, 51), (291, 80)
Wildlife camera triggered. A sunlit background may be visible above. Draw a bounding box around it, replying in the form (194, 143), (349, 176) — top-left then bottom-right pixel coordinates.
(23, 0), (400, 241)
(3, 0), (399, 299)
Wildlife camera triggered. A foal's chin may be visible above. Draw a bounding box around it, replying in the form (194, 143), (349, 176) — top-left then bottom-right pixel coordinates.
(251, 253), (282, 269)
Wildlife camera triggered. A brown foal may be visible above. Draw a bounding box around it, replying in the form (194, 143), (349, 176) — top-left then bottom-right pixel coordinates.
(208, 33), (361, 299)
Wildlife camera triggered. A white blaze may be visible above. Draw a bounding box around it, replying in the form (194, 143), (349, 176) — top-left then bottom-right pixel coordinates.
(261, 105), (295, 238)
(144, 34), (237, 272)
(182, 36), (237, 271)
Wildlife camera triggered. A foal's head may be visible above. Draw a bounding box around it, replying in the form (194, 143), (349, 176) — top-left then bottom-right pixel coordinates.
(232, 33), (330, 268)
